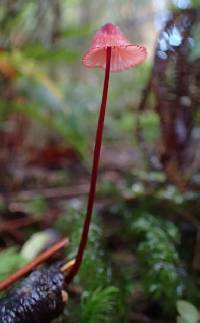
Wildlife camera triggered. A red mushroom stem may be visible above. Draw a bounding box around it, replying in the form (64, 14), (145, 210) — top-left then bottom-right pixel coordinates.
(66, 46), (112, 283)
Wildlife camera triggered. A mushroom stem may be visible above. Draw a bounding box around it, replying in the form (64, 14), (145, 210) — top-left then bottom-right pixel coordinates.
(66, 46), (112, 283)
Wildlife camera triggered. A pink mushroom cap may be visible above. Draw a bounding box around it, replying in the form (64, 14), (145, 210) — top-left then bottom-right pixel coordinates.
(82, 23), (147, 72)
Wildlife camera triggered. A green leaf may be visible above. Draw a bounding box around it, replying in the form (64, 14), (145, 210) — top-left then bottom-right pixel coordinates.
(20, 231), (50, 261)
(177, 300), (200, 323)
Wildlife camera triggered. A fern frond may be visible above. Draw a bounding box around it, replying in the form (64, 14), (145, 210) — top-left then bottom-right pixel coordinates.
(81, 286), (119, 323)
(131, 213), (184, 311)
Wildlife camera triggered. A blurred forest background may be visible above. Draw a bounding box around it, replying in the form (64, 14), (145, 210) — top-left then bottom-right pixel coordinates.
(1, 0), (200, 322)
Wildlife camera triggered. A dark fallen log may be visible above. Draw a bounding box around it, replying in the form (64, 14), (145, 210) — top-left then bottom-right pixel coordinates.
(0, 264), (67, 323)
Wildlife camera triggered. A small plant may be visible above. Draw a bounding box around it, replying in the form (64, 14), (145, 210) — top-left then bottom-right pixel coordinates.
(131, 213), (185, 311)
(56, 208), (120, 323)
(81, 287), (119, 323)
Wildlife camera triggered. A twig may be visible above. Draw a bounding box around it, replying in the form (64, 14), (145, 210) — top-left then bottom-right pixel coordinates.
(0, 217), (38, 232)
(0, 238), (69, 291)
(61, 259), (76, 275)
(7, 184), (89, 202)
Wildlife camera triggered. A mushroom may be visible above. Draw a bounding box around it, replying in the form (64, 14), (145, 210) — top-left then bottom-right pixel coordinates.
(66, 23), (147, 283)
